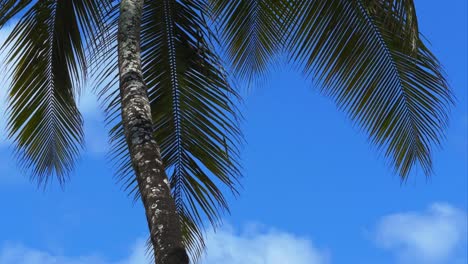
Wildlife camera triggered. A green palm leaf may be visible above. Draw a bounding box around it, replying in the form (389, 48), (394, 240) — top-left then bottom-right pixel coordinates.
(0, 0), (31, 29)
(212, 0), (452, 178)
(2, 0), (108, 184)
(287, 0), (453, 177)
(209, 0), (291, 82)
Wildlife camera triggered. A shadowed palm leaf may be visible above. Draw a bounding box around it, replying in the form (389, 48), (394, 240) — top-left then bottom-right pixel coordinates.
(1, 0), (108, 184)
(287, 0), (452, 177)
(213, 0), (452, 178)
(0, 0), (31, 28)
(210, 0), (291, 82)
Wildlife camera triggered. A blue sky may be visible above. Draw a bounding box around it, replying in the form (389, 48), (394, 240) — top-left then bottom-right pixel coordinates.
(0, 1), (466, 264)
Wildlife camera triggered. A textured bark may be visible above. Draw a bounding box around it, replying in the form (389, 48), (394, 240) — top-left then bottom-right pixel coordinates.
(118, 0), (189, 263)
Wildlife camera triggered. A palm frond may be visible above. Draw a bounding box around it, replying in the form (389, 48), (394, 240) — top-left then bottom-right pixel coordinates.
(209, 0), (291, 82)
(0, 0), (31, 29)
(287, 0), (453, 177)
(2, 0), (108, 185)
(361, 0), (419, 52)
(98, 0), (242, 260)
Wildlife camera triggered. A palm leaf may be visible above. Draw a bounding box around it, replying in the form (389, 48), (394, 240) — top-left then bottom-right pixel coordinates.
(209, 0), (291, 82)
(209, 0), (452, 177)
(286, 0), (453, 177)
(0, 0), (31, 29)
(2, 0), (108, 185)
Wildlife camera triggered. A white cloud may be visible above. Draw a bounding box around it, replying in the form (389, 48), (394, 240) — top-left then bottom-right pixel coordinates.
(0, 243), (108, 264)
(0, 239), (150, 264)
(0, 225), (329, 264)
(202, 226), (330, 264)
(0, 24), (14, 144)
(115, 239), (149, 264)
(374, 203), (467, 264)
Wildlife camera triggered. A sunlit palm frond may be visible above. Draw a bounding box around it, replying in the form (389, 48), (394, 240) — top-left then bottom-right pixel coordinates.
(99, 0), (242, 260)
(2, 0), (108, 185)
(287, 0), (452, 177)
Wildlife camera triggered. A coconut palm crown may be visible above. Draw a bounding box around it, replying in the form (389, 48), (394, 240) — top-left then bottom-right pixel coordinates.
(0, 0), (453, 263)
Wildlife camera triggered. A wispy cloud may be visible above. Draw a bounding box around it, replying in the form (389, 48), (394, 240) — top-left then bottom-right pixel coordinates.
(82, 98), (110, 157)
(374, 203), (467, 264)
(0, 242), (109, 264)
(0, 24), (14, 145)
(0, 239), (148, 264)
(0, 225), (329, 264)
(2, 204), (466, 264)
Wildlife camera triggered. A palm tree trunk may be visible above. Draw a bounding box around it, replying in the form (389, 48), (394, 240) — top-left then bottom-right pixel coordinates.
(117, 0), (189, 263)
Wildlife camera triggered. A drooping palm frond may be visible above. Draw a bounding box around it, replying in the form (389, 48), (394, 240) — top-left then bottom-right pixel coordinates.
(0, 0), (31, 29)
(209, 0), (452, 177)
(286, 0), (453, 177)
(209, 0), (291, 82)
(361, 0), (419, 53)
(2, 0), (108, 185)
(98, 0), (242, 260)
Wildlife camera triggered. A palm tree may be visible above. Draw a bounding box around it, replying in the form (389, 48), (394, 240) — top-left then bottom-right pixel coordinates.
(1, 1), (241, 263)
(0, 1), (452, 264)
